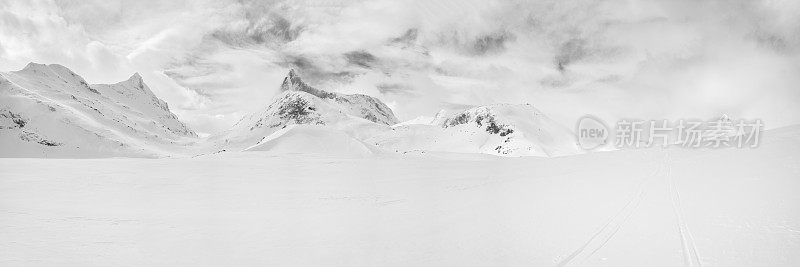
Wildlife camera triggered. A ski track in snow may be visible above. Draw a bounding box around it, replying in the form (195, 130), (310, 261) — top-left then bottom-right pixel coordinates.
(558, 154), (707, 267)
(556, 165), (661, 267)
(665, 154), (703, 266)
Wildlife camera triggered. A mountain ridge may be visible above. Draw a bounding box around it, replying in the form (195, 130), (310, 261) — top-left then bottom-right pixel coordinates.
(2, 63), (582, 158)
(0, 63), (197, 157)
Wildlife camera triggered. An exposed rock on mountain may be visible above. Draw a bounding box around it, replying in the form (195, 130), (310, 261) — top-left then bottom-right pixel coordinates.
(280, 69), (398, 125)
(370, 104), (581, 157)
(213, 70), (397, 154)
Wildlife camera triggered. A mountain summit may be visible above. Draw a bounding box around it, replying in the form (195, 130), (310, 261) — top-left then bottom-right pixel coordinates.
(279, 69), (335, 99)
(277, 69), (398, 125)
(232, 70), (398, 130)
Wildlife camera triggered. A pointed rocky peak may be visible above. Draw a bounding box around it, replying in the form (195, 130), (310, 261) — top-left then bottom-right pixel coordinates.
(280, 69), (304, 91)
(119, 72), (148, 92)
(258, 69), (399, 126)
(279, 69), (334, 99)
(128, 72), (143, 83)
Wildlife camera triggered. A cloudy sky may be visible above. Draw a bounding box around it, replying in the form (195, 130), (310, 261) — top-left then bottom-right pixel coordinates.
(2, 0), (799, 135)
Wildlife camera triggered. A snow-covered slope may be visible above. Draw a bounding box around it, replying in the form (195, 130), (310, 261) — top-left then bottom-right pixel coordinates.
(0, 63), (197, 158)
(244, 124), (378, 158)
(211, 70), (396, 154)
(2, 125), (798, 265)
(371, 104), (581, 157)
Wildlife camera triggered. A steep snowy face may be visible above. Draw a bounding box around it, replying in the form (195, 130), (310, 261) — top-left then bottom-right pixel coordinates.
(92, 73), (196, 137)
(371, 104), (581, 157)
(279, 69), (398, 125)
(0, 63), (197, 158)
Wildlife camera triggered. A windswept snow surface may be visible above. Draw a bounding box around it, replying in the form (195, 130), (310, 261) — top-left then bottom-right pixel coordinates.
(1, 126), (799, 266)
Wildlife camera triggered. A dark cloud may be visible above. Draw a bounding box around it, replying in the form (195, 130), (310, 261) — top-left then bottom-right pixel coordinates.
(430, 29), (516, 56)
(472, 31), (514, 55)
(278, 54), (356, 85)
(343, 50), (377, 69)
(390, 28), (418, 44)
(750, 29), (794, 54)
(211, 15), (303, 47)
(554, 38), (588, 72)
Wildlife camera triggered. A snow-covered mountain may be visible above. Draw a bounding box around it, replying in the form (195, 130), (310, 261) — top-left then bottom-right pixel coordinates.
(211, 69), (579, 157)
(0, 64), (580, 158)
(369, 104), (581, 157)
(211, 70), (397, 155)
(0, 63), (197, 158)
(278, 69), (398, 125)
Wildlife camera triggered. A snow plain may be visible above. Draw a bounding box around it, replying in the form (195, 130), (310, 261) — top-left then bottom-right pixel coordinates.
(1, 126), (799, 266)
